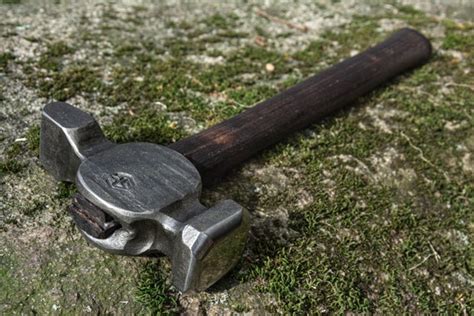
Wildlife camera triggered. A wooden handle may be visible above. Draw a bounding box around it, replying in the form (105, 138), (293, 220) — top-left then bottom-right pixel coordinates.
(169, 28), (432, 184)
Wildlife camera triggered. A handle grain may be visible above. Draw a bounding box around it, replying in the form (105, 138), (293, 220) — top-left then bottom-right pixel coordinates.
(169, 28), (432, 184)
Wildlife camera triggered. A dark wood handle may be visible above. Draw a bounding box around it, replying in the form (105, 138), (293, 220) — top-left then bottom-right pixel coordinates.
(169, 28), (432, 184)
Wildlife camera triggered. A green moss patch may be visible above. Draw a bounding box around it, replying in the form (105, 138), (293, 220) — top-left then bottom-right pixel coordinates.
(0, 52), (15, 71)
(104, 109), (186, 145)
(1, 142), (27, 174)
(136, 261), (180, 314)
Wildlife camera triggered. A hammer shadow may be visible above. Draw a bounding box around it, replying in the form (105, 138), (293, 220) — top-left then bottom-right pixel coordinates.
(199, 71), (419, 293)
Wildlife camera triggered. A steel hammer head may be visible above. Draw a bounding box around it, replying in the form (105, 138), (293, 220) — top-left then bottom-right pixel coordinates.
(40, 102), (249, 292)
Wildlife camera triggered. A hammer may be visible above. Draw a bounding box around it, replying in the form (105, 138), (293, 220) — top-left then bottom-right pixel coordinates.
(39, 28), (431, 292)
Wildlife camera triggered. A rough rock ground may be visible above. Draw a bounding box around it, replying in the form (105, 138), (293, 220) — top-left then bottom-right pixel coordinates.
(1, 0), (473, 314)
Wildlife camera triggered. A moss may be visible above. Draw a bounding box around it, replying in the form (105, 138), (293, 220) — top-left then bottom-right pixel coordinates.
(1, 142), (27, 174)
(113, 43), (142, 57)
(292, 40), (327, 75)
(291, 17), (385, 76)
(219, 30), (249, 39)
(0, 127), (43, 174)
(0, 253), (21, 309)
(97, 54), (197, 108)
(45, 41), (74, 57)
(246, 118), (472, 313)
(55, 182), (76, 199)
(239, 42), (473, 315)
(37, 65), (102, 101)
(24, 36), (40, 43)
(123, 14), (145, 26)
(197, 45), (288, 94)
(101, 4), (119, 21)
(397, 4), (424, 16)
(37, 41), (74, 71)
(104, 109), (186, 145)
(23, 200), (47, 217)
(442, 32), (474, 51)
(206, 85), (279, 120)
(0, 52), (15, 71)
(1, 238), (144, 314)
(386, 3), (437, 28)
(136, 261), (180, 314)
(228, 85), (277, 106)
(26, 125), (40, 157)
(167, 38), (206, 56)
(0, 0), (23, 4)
(29, 41), (101, 101)
(5, 142), (22, 157)
(0, 159), (25, 174)
(218, 8), (472, 315)
(404, 58), (439, 86)
(255, 26), (269, 38)
(203, 13), (239, 30)
(323, 17), (382, 51)
(232, 303), (249, 313)
(442, 19), (473, 32)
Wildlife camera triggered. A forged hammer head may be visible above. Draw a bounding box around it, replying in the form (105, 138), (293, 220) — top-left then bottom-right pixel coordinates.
(40, 102), (249, 292)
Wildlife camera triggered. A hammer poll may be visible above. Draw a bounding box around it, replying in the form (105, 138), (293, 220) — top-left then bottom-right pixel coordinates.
(39, 28), (431, 292)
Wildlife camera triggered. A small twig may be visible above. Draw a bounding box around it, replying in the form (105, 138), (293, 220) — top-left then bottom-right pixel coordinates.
(428, 241), (441, 262)
(444, 82), (474, 91)
(398, 85), (440, 106)
(400, 132), (450, 182)
(230, 98), (265, 109)
(256, 9), (308, 32)
(230, 99), (248, 108)
(409, 254), (432, 271)
(400, 132), (436, 168)
(321, 220), (337, 231)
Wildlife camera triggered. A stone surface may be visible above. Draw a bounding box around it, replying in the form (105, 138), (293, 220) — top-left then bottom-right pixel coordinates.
(1, 0), (473, 314)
